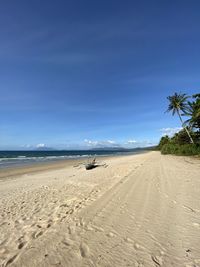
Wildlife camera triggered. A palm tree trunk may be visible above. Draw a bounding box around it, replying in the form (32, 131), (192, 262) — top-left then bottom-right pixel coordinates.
(177, 110), (194, 144)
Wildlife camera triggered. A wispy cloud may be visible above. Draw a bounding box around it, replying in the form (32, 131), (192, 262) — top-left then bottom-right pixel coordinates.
(126, 139), (137, 144)
(21, 144), (32, 148)
(84, 139), (98, 146)
(84, 139), (120, 148)
(20, 143), (50, 150)
(106, 140), (116, 144)
(160, 127), (182, 137)
(83, 138), (155, 148)
(36, 143), (46, 148)
(18, 138), (156, 150)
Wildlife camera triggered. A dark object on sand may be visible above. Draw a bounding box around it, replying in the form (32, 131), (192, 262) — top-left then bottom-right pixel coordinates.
(85, 163), (95, 170)
(85, 158), (96, 170)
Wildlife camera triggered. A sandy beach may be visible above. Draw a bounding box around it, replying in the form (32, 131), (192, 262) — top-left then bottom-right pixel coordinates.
(0, 151), (200, 267)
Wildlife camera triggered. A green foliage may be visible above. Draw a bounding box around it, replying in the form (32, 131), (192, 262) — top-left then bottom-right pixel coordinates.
(184, 94), (200, 130)
(160, 93), (200, 156)
(191, 94), (200, 129)
(161, 143), (200, 156)
(157, 130), (200, 155)
(170, 128), (198, 145)
(157, 135), (170, 150)
(159, 91), (200, 155)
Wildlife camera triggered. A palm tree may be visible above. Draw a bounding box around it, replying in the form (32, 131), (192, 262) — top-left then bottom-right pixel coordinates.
(166, 92), (194, 144)
(183, 94), (200, 131)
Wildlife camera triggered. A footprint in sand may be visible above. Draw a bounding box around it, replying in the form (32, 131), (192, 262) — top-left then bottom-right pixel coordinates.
(80, 242), (90, 258)
(107, 232), (115, 237)
(62, 237), (74, 247)
(68, 225), (76, 235)
(79, 218), (85, 227)
(46, 222), (52, 228)
(32, 231), (43, 239)
(75, 218), (85, 227)
(18, 242), (26, 249)
(59, 203), (69, 208)
(151, 255), (163, 266)
(69, 208), (74, 214)
(4, 254), (18, 267)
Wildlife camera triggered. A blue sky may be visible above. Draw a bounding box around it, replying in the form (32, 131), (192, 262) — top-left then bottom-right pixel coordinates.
(0, 0), (200, 150)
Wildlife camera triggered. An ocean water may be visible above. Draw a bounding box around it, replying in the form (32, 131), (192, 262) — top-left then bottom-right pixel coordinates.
(0, 149), (146, 169)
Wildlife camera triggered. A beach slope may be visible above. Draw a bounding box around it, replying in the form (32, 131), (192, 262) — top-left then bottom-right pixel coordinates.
(0, 152), (200, 267)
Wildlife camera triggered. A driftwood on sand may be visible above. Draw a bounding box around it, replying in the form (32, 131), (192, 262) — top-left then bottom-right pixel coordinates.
(85, 158), (109, 170)
(85, 158), (97, 170)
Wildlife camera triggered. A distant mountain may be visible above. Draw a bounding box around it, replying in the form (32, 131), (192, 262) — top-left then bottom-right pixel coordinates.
(35, 147), (55, 151)
(91, 147), (137, 151)
(91, 146), (156, 151)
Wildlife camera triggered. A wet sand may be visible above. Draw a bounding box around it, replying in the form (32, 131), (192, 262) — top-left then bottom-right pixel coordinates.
(0, 158), (85, 180)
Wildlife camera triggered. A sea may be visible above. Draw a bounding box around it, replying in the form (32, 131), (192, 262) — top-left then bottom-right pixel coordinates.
(0, 149), (147, 169)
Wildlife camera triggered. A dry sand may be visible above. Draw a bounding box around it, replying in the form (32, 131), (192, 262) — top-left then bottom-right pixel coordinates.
(0, 151), (200, 267)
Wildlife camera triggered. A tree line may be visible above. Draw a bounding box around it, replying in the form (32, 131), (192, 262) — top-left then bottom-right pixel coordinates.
(158, 93), (200, 156)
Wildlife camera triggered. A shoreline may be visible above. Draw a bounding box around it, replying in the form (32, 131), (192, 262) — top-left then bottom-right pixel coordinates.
(0, 150), (150, 169)
(0, 153), (137, 180)
(0, 158), (82, 180)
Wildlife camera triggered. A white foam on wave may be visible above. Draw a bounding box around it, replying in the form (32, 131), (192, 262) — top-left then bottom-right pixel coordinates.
(0, 154), (94, 167)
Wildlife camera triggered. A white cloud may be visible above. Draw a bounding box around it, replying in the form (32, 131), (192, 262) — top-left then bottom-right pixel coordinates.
(107, 140), (115, 144)
(36, 143), (46, 148)
(21, 144), (32, 148)
(84, 139), (98, 146)
(127, 139), (137, 144)
(84, 139), (119, 147)
(83, 139), (156, 149)
(160, 127), (182, 137)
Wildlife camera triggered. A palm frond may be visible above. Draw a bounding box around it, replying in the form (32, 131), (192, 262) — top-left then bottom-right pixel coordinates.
(166, 92), (189, 116)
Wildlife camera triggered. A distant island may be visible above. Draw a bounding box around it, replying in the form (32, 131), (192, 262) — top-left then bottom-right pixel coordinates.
(35, 147), (55, 151)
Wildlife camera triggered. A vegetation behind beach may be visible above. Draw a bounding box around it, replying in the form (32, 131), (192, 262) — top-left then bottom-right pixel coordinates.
(158, 93), (200, 156)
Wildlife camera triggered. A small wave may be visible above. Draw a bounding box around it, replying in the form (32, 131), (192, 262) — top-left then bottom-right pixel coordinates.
(0, 154), (92, 162)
